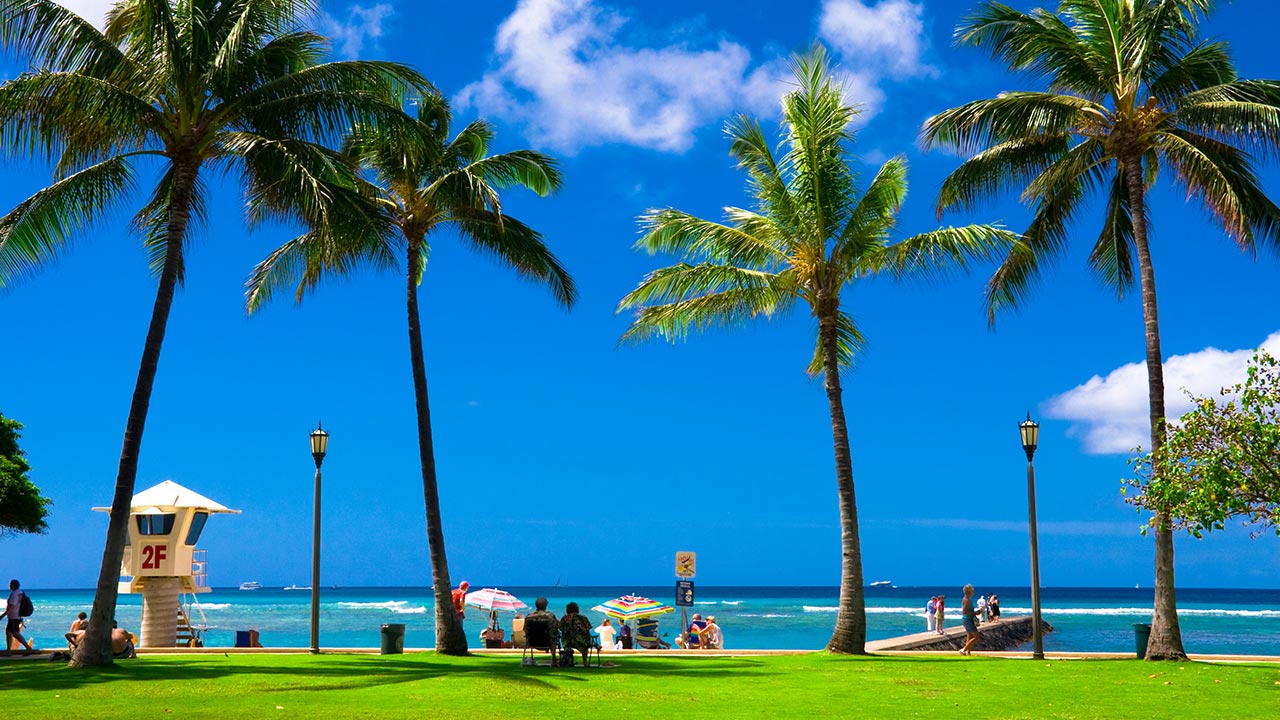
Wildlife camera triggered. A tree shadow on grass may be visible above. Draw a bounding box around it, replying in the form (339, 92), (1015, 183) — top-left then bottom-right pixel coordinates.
(0, 653), (782, 694)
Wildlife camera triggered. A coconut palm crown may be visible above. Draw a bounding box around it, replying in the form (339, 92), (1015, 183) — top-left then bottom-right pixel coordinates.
(618, 46), (1018, 654)
(921, 0), (1280, 660)
(0, 0), (427, 666)
(246, 89), (573, 655)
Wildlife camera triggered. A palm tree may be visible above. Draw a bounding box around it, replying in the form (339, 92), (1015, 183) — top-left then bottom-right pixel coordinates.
(617, 46), (1017, 654)
(0, 0), (425, 666)
(921, 0), (1280, 660)
(246, 89), (572, 655)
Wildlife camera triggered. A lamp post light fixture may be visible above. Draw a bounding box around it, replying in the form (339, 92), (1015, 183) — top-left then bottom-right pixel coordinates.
(1019, 413), (1045, 660)
(309, 422), (329, 655)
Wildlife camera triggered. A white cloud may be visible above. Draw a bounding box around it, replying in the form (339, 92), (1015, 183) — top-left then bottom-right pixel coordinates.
(55, 0), (113, 27)
(318, 3), (393, 59)
(459, 0), (927, 153)
(459, 0), (787, 153)
(818, 0), (936, 79)
(1044, 331), (1280, 454)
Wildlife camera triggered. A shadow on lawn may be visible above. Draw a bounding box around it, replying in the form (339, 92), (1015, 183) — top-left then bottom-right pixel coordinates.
(0, 653), (782, 693)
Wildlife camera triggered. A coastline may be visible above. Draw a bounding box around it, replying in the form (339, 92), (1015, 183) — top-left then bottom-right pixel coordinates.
(16, 585), (1280, 656)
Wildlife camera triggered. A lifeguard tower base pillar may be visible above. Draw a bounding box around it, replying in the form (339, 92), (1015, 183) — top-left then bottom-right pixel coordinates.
(141, 577), (182, 647)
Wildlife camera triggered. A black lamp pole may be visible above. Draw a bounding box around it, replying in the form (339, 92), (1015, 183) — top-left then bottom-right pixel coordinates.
(309, 422), (329, 655)
(1019, 413), (1044, 660)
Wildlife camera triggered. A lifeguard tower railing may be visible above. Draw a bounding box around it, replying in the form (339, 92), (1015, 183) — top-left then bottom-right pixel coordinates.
(179, 549), (210, 646)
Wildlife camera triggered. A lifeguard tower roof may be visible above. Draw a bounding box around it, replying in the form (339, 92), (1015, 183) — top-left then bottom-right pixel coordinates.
(93, 480), (241, 514)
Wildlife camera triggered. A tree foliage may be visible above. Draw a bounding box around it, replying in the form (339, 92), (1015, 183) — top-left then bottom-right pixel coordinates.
(619, 46), (1015, 654)
(247, 89), (571, 655)
(1127, 351), (1280, 537)
(923, 0), (1280, 662)
(0, 411), (51, 536)
(0, 0), (427, 667)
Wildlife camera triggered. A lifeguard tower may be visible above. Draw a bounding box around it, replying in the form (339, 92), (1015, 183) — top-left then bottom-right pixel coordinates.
(94, 480), (240, 648)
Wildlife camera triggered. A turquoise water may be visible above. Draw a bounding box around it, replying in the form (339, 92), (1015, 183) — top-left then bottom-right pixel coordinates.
(20, 586), (1280, 655)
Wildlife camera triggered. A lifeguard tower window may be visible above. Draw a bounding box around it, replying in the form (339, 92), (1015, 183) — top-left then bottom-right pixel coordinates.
(185, 512), (209, 545)
(136, 514), (176, 535)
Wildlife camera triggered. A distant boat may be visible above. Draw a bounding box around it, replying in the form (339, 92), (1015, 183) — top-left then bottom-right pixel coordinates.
(239, 581), (262, 591)
(870, 580), (892, 588)
(283, 584), (311, 591)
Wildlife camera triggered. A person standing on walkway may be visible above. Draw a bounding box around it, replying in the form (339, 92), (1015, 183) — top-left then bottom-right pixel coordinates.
(451, 581), (470, 621)
(934, 595), (945, 635)
(960, 584), (979, 655)
(2, 579), (34, 655)
(926, 596), (937, 632)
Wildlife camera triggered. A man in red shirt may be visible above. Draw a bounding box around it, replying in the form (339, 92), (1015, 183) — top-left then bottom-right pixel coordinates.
(451, 581), (470, 619)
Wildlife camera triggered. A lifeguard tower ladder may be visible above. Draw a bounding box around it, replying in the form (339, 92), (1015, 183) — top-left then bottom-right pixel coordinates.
(95, 480), (240, 648)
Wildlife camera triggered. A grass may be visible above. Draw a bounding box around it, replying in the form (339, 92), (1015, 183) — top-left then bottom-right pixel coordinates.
(2, 652), (1278, 719)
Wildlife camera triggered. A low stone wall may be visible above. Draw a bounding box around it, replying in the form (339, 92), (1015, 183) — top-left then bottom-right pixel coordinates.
(867, 616), (1054, 653)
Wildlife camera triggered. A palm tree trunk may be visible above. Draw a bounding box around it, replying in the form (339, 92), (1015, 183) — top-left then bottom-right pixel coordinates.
(70, 159), (199, 667)
(405, 233), (467, 655)
(817, 301), (866, 654)
(1123, 157), (1186, 661)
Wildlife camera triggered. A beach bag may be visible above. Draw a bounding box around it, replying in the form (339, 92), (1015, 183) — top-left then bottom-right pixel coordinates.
(18, 591), (33, 617)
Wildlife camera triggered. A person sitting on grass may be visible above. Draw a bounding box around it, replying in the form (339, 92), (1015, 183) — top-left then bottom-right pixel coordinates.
(525, 597), (560, 665)
(686, 613), (706, 649)
(65, 612), (89, 649)
(111, 620), (137, 659)
(558, 602), (593, 667)
(635, 616), (669, 649)
(702, 616), (723, 650)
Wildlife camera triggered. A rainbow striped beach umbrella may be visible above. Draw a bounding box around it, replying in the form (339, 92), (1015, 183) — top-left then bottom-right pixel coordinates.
(591, 594), (674, 621)
(464, 588), (528, 613)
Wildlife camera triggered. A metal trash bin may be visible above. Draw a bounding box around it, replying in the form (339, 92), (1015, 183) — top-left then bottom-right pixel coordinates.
(1133, 623), (1152, 659)
(380, 623), (406, 655)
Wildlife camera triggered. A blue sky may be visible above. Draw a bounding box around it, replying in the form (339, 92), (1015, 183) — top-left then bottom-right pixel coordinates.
(2, 0), (1278, 592)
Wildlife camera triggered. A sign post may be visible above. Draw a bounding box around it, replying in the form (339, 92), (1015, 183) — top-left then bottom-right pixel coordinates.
(675, 551), (696, 645)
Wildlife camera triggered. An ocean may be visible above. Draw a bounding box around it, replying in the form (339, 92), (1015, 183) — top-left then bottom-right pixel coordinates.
(20, 585), (1280, 655)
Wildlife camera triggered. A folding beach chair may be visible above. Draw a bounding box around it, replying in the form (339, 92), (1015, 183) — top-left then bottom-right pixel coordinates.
(521, 617), (557, 666)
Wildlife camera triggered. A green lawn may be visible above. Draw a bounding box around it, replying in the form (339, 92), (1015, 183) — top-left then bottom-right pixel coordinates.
(2, 652), (1277, 719)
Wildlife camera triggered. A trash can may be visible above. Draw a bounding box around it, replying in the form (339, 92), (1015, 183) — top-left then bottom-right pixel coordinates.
(1133, 623), (1152, 659)
(380, 623), (406, 655)
(234, 630), (252, 648)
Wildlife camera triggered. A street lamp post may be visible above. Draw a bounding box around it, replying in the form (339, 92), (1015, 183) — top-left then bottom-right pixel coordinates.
(1019, 413), (1044, 660)
(309, 422), (329, 655)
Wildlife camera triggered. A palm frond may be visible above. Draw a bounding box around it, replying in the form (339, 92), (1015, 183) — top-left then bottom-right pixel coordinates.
(133, 168), (209, 283)
(618, 263), (794, 344)
(245, 226), (399, 313)
(833, 156), (908, 267)
(877, 223), (1021, 284)
(637, 208), (785, 269)
(1149, 40), (1234, 105)
(935, 133), (1072, 216)
(1161, 128), (1280, 253)
(957, 2), (1108, 98)
(464, 150), (562, 196)
(806, 310), (866, 377)
(0, 71), (160, 169)
(0, 0), (128, 75)
(1089, 171), (1137, 296)
(0, 156), (135, 285)
(1176, 80), (1280, 157)
(450, 209), (576, 308)
(981, 238), (1042, 326)
(922, 92), (1101, 156)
